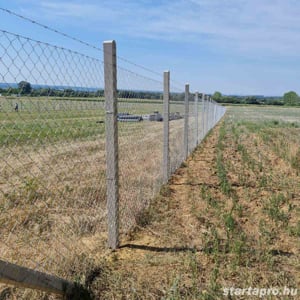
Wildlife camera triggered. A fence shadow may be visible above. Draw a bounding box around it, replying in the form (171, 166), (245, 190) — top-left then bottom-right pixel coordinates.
(120, 244), (199, 253)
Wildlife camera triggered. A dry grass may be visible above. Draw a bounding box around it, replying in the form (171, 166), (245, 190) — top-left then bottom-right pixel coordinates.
(0, 113), (190, 299)
(2, 105), (299, 299)
(80, 106), (299, 299)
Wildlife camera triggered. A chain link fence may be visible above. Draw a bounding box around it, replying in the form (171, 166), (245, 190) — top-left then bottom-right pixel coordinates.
(0, 30), (226, 297)
(0, 30), (107, 297)
(117, 67), (164, 233)
(169, 88), (185, 173)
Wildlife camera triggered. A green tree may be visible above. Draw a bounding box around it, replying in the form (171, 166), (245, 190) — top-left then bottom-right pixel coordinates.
(283, 91), (299, 106)
(18, 81), (32, 94)
(212, 91), (222, 102)
(245, 96), (259, 105)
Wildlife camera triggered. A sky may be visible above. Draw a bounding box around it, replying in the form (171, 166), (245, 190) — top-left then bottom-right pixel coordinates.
(0, 0), (300, 95)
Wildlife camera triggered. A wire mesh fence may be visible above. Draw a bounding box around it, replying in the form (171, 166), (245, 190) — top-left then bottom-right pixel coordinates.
(0, 30), (226, 297)
(188, 92), (197, 155)
(0, 30), (107, 297)
(117, 67), (164, 233)
(169, 89), (185, 173)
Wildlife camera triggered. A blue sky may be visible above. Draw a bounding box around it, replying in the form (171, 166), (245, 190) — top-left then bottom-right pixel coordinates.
(0, 0), (299, 95)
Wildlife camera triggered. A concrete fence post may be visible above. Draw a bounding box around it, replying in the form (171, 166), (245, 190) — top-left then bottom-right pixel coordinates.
(212, 100), (215, 126)
(213, 101), (217, 125)
(104, 40), (119, 249)
(204, 94), (208, 136)
(206, 96), (209, 134)
(195, 92), (199, 145)
(208, 96), (211, 130)
(184, 84), (189, 159)
(163, 71), (170, 183)
(201, 93), (205, 139)
(211, 98), (214, 128)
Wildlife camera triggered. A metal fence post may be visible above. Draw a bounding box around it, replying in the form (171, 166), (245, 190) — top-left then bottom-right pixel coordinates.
(184, 84), (189, 159)
(194, 92), (199, 145)
(163, 71), (170, 183)
(103, 40), (119, 250)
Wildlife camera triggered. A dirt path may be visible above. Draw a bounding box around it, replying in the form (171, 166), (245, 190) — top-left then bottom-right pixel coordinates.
(88, 126), (223, 299)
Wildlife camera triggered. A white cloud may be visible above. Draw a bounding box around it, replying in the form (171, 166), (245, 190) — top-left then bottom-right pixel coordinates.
(39, 2), (99, 18)
(23, 0), (300, 60)
(13, 0), (300, 94)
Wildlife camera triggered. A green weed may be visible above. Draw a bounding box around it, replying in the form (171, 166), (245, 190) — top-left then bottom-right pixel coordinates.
(200, 184), (218, 209)
(263, 194), (289, 226)
(288, 221), (300, 237)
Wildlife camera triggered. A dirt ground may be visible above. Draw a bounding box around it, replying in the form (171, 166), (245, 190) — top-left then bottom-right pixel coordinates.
(87, 118), (299, 299)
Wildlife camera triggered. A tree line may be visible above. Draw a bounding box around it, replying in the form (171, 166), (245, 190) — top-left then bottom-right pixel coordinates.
(0, 81), (165, 100)
(1, 81), (299, 106)
(212, 91), (300, 106)
(0, 81), (190, 101)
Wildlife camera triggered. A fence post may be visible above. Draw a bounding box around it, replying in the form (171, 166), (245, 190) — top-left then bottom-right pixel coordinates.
(201, 93), (205, 139)
(184, 84), (189, 159)
(213, 100), (217, 125)
(103, 40), (119, 250)
(211, 98), (214, 128)
(163, 71), (170, 183)
(194, 92), (199, 145)
(207, 96), (211, 131)
(212, 100), (214, 126)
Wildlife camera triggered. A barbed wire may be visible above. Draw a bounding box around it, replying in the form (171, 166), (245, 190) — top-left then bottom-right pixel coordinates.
(0, 29), (102, 63)
(0, 8), (100, 51)
(0, 9), (161, 77)
(0, 29), (167, 89)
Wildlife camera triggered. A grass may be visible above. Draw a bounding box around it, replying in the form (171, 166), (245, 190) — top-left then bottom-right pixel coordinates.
(0, 95), (194, 299)
(0, 97), (106, 146)
(263, 194), (289, 226)
(216, 123), (232, 196)
(1, 104), (300, 299)
(75, 104), (299, 299)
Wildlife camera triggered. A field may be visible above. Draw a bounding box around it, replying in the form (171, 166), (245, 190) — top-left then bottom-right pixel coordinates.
(0, 95), (194, 298)
(83, 105), (299, 299)
(1, 103), (299, 299)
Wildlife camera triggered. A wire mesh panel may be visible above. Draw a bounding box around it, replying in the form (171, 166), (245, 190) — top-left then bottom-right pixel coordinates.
(116, 67), (164, 232)
(188, 93), (197, 154)
(197, 94), (204, 142)
(0, 30), (106, 286)
(169, 88), (185, 174)
(202, 96), (209, 137)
